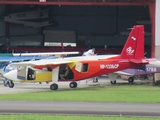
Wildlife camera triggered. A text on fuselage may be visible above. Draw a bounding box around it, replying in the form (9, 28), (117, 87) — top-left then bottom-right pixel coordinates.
(146, 67), (157, 72)
(100, 64), (119, 69)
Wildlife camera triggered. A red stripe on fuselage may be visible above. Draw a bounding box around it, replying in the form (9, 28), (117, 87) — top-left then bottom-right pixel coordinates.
(71, 56), (146, 81)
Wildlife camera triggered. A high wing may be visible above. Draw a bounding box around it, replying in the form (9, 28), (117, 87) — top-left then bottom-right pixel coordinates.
(11, 55), (118, 67)
(0, 56), (56, 62)
(0, 56), (56, 74)
(12, 58), (74, 66)
(0, 51), (79, 63)
(13, 51), (80, 56)
(0, 51), (78, 63)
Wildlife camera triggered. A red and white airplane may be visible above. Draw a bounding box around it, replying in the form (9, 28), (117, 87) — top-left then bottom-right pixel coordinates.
(4, 25), (160, 90)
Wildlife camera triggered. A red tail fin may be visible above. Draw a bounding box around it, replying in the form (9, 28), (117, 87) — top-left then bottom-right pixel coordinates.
(120, 25), (144, 59)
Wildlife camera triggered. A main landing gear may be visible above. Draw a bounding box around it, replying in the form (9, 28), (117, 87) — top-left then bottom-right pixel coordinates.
(109, 77), (134, 84)
(128, 77), (134, 83)
(69, 82), (77, 88)
(50, 82), (78, 90)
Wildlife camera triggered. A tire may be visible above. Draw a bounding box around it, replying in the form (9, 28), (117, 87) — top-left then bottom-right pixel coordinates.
(8, 81), (14, 88)
(50, 83), (58, 90)
(110, 80), (116, 84)
(128, 77), (134, 83)
(69, 82), (77, 88)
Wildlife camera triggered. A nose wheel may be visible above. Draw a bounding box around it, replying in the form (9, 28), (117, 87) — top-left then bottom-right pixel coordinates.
(8, 80), (14, 88)
(69, 82), (77, 88)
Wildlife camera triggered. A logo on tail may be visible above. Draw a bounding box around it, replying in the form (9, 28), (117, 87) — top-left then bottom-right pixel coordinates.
(126, 47), (134, 55)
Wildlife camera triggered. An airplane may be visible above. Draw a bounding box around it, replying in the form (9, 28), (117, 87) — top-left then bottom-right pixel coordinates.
(4, 8), (53, 28)
(112, 64), (158, 84)
(4, 25), (160, 90)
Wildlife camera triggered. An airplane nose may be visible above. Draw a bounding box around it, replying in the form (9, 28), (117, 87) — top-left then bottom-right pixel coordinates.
(3, 70), (19, 81)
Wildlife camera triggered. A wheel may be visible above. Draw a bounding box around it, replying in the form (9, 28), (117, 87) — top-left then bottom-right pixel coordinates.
(50, 83), (58, 90)
(110, 80), (116, 84)
(69, 82), (77, 88)
(128, 77), (134, 83)
(93, 77), (98, 83)
(8, 81), (14, 88)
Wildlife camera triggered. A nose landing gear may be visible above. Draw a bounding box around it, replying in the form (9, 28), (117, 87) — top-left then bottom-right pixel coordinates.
(8, 80), (14, 88)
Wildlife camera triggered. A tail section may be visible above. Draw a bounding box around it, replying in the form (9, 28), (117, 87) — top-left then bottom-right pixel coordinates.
(120, 25), (144, 59)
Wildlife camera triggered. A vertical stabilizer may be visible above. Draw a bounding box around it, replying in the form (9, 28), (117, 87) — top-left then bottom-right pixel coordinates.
(120, 25), (144, 59)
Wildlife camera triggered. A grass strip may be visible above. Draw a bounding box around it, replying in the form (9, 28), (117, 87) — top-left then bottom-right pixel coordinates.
(0, 114), (159, 120)
(0, 85), (160, 103)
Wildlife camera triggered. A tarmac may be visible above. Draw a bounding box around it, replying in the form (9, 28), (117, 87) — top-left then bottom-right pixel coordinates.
(0, 76), (154, 94)
(0, 101), (160, 117)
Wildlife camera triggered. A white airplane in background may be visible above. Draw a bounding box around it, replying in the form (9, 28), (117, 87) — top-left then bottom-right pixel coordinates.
(4, 8), (53, 28)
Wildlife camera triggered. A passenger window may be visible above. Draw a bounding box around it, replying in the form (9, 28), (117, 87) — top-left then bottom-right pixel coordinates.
(82, 64), (88, 72)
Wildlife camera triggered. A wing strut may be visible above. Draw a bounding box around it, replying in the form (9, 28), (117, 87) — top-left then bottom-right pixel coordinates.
(52, 66), (59, 83)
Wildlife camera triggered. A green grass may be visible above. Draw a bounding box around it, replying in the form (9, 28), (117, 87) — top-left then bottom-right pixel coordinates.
(0, 114), (159, 120)
(1, 85), (160, 103)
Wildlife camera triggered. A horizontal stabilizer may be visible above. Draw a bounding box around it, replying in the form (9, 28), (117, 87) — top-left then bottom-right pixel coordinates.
(129, 59), (148, 64)
(149, 61), (160, 67)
